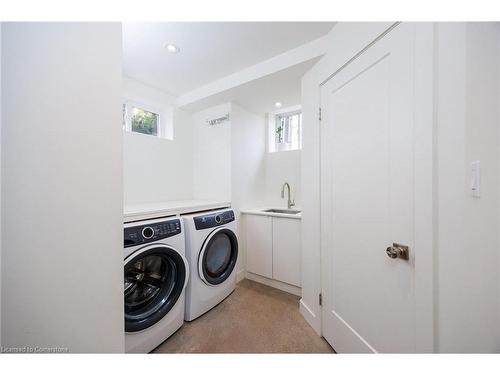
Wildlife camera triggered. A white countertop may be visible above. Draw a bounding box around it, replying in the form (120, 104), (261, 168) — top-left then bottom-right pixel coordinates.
(124, 200), (231, 222)
(240, 207), (302, 220)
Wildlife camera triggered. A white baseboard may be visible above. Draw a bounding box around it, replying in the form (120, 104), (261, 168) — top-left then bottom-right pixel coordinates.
(236, 269), (245, 283)
(300, 299), (322, 335)
(244, 272), (301, 297)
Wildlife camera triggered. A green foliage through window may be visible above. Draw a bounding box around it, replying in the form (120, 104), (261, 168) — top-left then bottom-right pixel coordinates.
(130, 107), (159, 136)
(275, 111), (302, 150)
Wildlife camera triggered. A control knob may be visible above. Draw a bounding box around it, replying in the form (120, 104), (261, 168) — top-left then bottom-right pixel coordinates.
(142, 227), (154, 239)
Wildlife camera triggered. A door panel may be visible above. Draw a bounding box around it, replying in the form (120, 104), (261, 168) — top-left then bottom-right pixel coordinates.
(320, 23), (416, 353)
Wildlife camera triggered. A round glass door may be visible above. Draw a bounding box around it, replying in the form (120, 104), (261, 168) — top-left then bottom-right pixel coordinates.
(124, 246), (186, 332)
(200, 228), (238, 285)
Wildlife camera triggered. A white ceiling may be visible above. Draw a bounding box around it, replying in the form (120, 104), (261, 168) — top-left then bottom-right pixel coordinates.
(180, 57), (320, 114)
(122, 22), (334, 96)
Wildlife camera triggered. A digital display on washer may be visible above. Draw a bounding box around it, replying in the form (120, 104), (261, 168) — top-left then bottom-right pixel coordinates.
(124, 218), (181, 248)
(194, 210), (235, 230)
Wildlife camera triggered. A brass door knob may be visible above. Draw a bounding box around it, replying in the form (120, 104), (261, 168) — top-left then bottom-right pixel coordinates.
(385, 243), (409, 260)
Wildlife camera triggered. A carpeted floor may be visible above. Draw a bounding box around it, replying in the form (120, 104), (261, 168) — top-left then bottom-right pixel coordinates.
(153, 279), (334, 353)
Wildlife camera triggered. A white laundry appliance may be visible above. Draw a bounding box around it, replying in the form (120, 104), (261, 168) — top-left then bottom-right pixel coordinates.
(182, 209), (238, 321)
(123, 217), (189, 353)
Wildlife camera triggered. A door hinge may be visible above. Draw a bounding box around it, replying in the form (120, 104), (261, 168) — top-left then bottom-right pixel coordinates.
(319, 293), (323, 306)
(319, 107), (322, 121)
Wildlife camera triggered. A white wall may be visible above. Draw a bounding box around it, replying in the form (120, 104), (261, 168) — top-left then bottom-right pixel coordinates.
(191, 103), (267, 277)
(264, 150), (301, 208)
(230, 104), (266, 211)
(230, 103), (267, 278)
(0, 22), (2, 348)
(123, 78), (194, 206)
(1, 23), (124, 353)
(192, 103), (233, 202)
(498, 26), (500, 353)
(435, 22), (499, 353)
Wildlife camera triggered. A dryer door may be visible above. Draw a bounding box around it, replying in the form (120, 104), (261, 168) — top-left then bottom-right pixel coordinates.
(198, 227), (238, 286)
(124, 244), (188, 332)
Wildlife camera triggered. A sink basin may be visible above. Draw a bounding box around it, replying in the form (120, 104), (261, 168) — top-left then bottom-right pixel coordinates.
(263, 208), (301, 215)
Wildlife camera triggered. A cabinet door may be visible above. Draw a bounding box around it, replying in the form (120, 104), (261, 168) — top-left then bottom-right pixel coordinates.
(245, 215), (273, 278)
(272, 217), (301, 286)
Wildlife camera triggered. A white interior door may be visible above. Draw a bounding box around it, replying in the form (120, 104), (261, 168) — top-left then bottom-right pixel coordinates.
(320, 23), (418, 353)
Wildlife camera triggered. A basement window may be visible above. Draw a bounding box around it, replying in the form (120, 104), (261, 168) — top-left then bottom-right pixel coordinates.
(123, 102), (160, 137)
(270, 109), (302, 152)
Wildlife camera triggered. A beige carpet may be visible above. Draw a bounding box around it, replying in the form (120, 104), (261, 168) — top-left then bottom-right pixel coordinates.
(153, 279), (334, 353)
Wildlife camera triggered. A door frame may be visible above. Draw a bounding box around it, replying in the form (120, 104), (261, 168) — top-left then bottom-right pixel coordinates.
(318, 22), (435, 353)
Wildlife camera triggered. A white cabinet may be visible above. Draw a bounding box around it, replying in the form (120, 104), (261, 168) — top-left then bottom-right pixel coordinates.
(244, 213), (301, 287)
(245, 214), (273, 279)
(272, 217), (301, 286)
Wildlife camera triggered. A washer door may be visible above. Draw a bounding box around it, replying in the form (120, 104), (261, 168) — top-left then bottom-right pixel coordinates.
(198, 227), (238, 286)
(124, 244), (188, 332)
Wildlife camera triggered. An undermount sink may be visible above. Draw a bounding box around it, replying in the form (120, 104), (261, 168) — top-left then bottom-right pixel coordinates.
(262, 208), (301, 215)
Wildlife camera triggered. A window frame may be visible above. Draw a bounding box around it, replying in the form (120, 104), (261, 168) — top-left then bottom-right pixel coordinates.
(268, 105), (302, 153)
(122, 100), (162, 138)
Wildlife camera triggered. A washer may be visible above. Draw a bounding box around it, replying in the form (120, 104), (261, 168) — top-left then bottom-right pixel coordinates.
(123, 217), (189, 353)
(182, 208), (238, 321)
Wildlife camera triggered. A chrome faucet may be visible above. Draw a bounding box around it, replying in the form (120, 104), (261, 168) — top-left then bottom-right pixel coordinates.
(281, 182), (295, 209)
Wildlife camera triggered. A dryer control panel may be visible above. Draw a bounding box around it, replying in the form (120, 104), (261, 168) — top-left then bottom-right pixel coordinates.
(194, 210), (235, 230)
(124, 218), (181, 248)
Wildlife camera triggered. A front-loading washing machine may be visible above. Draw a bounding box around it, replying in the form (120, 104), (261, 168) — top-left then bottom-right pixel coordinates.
(123, 216), (189, 353)
(182, 208), (238, 321)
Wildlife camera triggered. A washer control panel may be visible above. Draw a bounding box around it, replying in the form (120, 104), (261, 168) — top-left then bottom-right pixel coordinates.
(124, 218), (181, 248)
(194, 210), (235, 230)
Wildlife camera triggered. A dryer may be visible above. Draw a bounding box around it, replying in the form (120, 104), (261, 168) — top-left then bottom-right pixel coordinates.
(182, 209), (238, 321)
(123, 217), (189, 353)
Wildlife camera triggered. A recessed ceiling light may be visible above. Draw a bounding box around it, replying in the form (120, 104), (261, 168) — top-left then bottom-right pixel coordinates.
(165, 44), (180, 54)
(274, 102), (282, 108)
